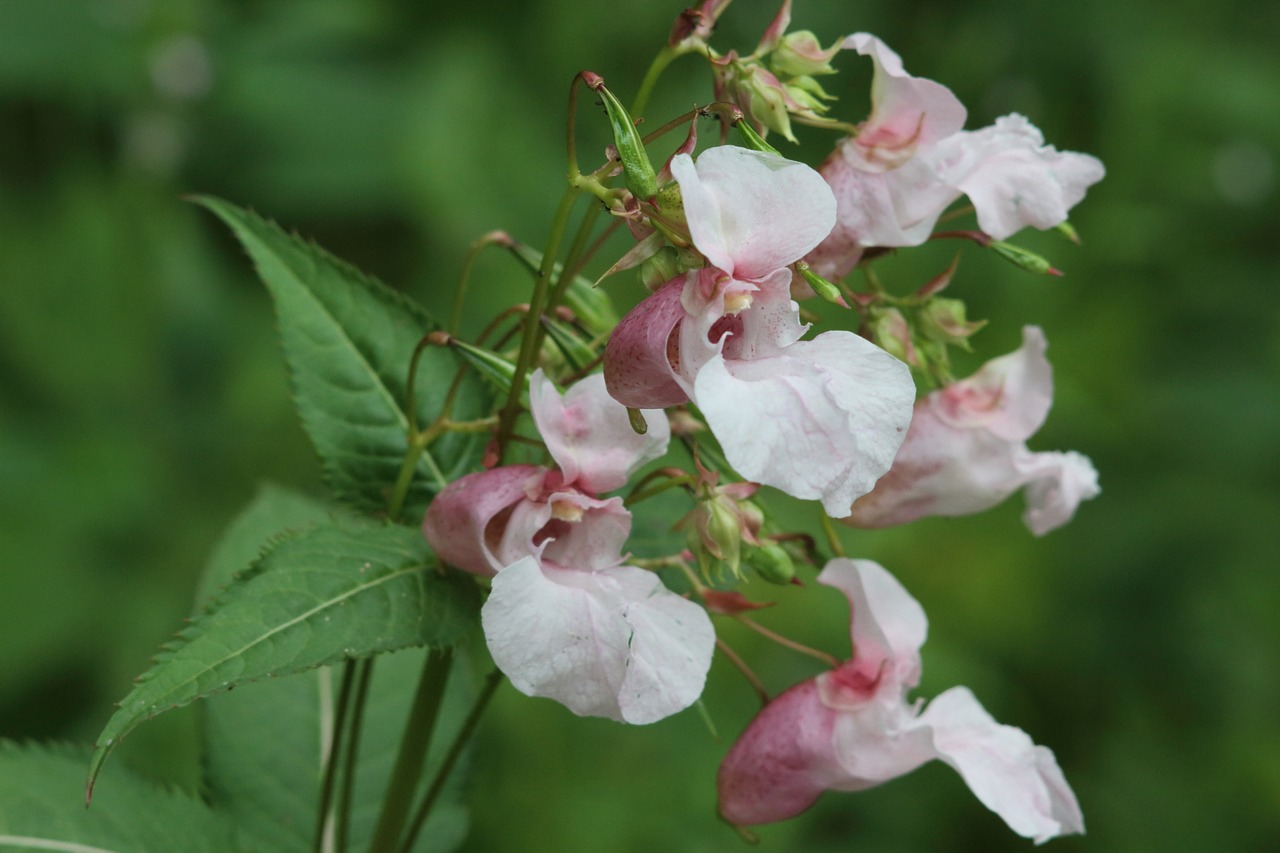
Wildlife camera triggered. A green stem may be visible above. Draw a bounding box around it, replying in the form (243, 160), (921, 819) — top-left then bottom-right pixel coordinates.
(368, 649), (454, 853)
(632, 45), (680, 116)
(397, 669), (505, 853)
(493, 185), (581, 461)
(386, 432), (428, 522)
(449, 232), (507, 336)
(313, 660), (357, 853)
(335, 659), (374, 853)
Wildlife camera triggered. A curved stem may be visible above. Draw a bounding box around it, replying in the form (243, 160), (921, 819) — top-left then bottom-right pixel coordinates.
(716, 637), (769, 706)
(397, 669), (505, 853)
(368, 649), (453, 853)
(449, 231), (508, 336)
(738, 616), (842, 669)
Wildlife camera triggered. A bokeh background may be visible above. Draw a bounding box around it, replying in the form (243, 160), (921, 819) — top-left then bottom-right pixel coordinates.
(2, 0), (1277, 851)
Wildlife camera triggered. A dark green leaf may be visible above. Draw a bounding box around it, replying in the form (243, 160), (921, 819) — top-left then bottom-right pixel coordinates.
(0, 740), (237, 852)
(194, 196), (489, 517)
(196, 485), (471, 853)
(90, 520), (480, 791)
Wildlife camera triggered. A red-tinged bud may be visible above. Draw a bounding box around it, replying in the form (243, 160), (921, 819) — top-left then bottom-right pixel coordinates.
(917, 298), (986, 349)
(703, 589), (776, 616)
(771, 31), (841, 77)
(755, 0), (792, 54)
(868, 306), (919, 367)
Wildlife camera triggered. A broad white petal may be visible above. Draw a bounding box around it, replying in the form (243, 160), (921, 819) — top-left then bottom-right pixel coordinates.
(818, 559), (927, 685)
(919, 686), (1085, 843)
(1016, 450), (1100, 536)
(931, 326), (1053, 441)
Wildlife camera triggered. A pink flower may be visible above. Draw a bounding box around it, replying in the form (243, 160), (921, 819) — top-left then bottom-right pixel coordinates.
(423, 371), (714, 724)
(718, 558), (1084, 843)
(605, 146), (915, 515)
(844, 326), (1100, 535)
(807, 34), (1104, 280)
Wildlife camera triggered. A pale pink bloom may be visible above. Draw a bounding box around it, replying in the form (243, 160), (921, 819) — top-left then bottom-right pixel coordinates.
(845, 326), (1099, 535)
(605, 146), (915, 516)
(807, 34), (1104, 280)
(718, 558), (1084, 843)
(423, 372), (713, 724)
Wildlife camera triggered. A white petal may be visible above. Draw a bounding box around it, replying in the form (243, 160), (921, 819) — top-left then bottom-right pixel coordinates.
(918, 686), (1085, 843)
(818, 559), (927, 684)
(930, 326), (1053, 441)
(530, 369), (670, 494)
(1016, 450), (1100, 535)
(481, 558), (713, 724)
(673, 146), (836, 281)
(695, 328), (914, 516)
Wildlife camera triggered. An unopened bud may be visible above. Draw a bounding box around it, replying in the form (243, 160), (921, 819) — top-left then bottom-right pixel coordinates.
(989, 240), (1062, 276)
(587, 75), (658, 200)
(796, 262), (848, 308)
(771, 30), (840, 77)
(734, 117), (781, 156)
(746, 543), (795, 585)
(869, 306), (919, 366)
(917, 297), (986, 349)
(639, 246), (684, 292)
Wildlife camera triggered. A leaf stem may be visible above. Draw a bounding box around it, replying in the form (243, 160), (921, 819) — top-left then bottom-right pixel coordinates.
(368, 648), (453, 853)
(397, 668), (505, 853)
(314, 660), (357, 853)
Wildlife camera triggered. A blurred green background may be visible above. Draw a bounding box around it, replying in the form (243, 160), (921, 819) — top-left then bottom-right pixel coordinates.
(1, 0), (1277, 851)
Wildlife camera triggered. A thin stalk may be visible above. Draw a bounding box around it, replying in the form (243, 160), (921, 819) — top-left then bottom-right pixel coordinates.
(313, 660), (357, 853)
(449, 232), (507, 336)
(493, 185), (581, 461)
(716, 637), (769, 705)
(738, 616), (842, 669)
(386, 432), (428, 522)
(367, 649), (453, 853)
(335, 659), (374, 853)
(820, 512), (845, 558)
(397, 669), (505, 853)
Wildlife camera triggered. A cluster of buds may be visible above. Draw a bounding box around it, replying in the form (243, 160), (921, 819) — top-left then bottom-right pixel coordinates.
(422, 1), (1103, 843)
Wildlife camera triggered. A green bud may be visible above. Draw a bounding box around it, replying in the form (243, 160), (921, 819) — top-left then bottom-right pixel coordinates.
(639, 245), (684, 292)
(869, 306), (918, 366)
(916, 297), (986, 349)
(989, 240), (1063, 277)
(449, 339), (516, 395)
(506, 239), (619, 334)
(746, 543), (795, 585)
(734, 118), (781, 156)
(589, 76), (658, 200)
(1055, 220), (1081, 244)
(540, 316), (597, 371)
(770, 31), (840, 77)
(796, 263), (848, 308)
(696, 496), (744, 578)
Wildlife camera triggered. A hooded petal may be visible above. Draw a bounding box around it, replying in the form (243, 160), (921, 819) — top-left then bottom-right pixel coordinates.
(717, 678), (845, 825)
(918, 686), (1085, 843)
(694, 312), (915, 516)
(933, 114), (1105, 240)
(931, 325), (1053, 442)
(817, 559), (926, 691)
(671, 146), (836, 281)
(530, 369), (670, 494)
(482, 557), (713, 724)
(603, 277), (691, 409)
(422, 465), (546, 576)
(843, 33), (967, 160)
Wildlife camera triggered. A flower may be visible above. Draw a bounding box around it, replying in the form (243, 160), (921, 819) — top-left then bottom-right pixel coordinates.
(422, 370), (714, 724)
(807, 34), (1104, 280)
(604, 145), (916, 515)
(844, 326), (1100, 535)
(717, 558), (1084, 843)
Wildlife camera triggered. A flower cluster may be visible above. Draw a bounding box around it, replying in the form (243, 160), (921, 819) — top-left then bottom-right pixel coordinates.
(421, 1), (1104, 843)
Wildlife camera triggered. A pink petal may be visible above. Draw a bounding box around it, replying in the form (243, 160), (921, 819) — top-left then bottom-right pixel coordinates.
(1016, 450), (1100, 536)
(671, 146), (836, 281)
(918, 686), (1085, 842)
(481, 557), (713, 724)
(603, 277), (691, 409)
(530, 369), (670, 494)
(933, 113), (1105, 240)
(931, 325), (1053, 441)
(717, 678), (845, 825)
(693, 322), (915, 516)
(843, 33), (967, 157)
(421, 465), (546, 576)
(817, 559), (926, 691)
(528, 491), (632, 572)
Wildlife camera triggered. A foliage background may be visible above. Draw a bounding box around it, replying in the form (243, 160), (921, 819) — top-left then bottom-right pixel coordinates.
(1, 0), (1276, 851)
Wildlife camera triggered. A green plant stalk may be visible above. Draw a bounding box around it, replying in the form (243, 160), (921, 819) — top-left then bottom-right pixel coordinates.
(336, 658), (374, 853)
(386, 431), (429, 522)
(494, 185), (581, 461)
(367, 648), (454, 853)
(397, 669), (505, 853)
(313, 660), (358, 853)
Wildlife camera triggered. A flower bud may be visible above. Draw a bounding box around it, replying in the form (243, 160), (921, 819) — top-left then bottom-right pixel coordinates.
(917, 298), (986, 349)
(586, 74), (658, 200)
(989, 240), (1063, 277)
(745, 543), (795, 585)
(640, 245), (684, 292)
(694, 493), (746, 577)
(770, 30), (841, 77)
(868, 306), (919, 367)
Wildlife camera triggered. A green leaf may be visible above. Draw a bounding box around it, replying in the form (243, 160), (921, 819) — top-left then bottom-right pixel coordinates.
(90, 520), (480, 792)
(0, 740), (237, 853)
(194, 196), (489, 518)
(196, 486), (471, 853)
